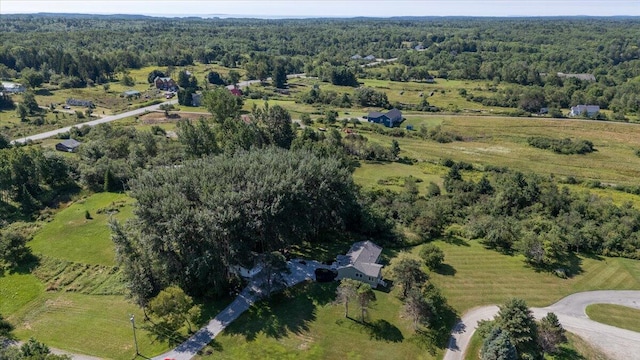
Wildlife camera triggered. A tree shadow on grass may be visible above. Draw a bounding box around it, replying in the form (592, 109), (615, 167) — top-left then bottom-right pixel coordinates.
(224, 282), (336, 341)
(198, 339), (223, 357)
(35, 89), (53, 96)
(433, 263), (456, 276)
(442, 235), (470, 247)
(581, 252), (604, 262)
(364, 319), (404, 343)
(525, 252), (584, 279)
(553, 347), (586, 360)
(0, 251), (40, 277)
(410, 297), (459, 355)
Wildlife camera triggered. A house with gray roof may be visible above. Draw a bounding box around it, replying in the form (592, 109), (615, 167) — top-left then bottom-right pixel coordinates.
(336, 241), (384, 288)
(55, 138), (81, 152)
(1, 82), (26, 94)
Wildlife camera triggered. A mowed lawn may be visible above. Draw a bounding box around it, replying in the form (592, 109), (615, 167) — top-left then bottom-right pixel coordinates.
(29, 192), (134, 266)
(427, 240), (640, 312)
(4, 191), (176, 359)
(9, 290), (167, 359)
(199, 282), (437, 360)
(586, 304), (640, 333)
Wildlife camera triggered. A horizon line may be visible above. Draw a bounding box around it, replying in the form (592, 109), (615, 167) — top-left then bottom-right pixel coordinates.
(2, 12), (640, 19)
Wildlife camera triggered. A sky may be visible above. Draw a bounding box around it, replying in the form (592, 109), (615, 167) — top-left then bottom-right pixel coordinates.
(2, 0), (640, 18)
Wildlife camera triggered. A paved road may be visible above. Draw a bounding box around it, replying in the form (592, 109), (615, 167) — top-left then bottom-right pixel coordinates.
(10, 73), (312, 145)
(150, 259), (327, 360)
(11, 99), (178, 144)
(444, 290), (640, 360)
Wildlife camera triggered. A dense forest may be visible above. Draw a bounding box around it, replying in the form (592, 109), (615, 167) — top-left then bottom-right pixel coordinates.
(1, 15), (640, 114)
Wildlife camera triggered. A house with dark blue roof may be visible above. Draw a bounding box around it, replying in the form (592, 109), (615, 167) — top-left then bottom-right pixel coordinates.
(366, 108), (403, 128)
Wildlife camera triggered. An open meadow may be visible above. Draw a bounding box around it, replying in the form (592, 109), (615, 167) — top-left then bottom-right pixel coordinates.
(355, 114), (640, 190)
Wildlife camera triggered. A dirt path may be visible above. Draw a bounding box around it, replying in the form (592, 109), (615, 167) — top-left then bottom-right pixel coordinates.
(444, 290), (640, 360)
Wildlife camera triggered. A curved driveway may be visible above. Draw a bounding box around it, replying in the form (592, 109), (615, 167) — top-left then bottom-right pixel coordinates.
(444, 290), (640, 360)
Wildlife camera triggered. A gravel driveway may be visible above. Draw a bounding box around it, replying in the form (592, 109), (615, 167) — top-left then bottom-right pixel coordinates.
(444, 290), (640, 360)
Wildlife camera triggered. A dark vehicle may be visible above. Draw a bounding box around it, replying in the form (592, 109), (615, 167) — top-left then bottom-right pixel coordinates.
(315, 268), (337, 282)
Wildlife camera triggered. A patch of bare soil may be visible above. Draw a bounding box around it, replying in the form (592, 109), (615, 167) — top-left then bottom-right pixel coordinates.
(139, 111), (205, 124)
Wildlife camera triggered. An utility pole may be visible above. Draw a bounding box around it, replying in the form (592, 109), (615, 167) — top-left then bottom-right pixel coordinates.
(130, 314), (139, 356)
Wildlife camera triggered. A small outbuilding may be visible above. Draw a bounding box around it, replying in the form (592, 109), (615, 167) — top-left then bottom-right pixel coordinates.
(1, 82), (26, 94)
(55, 138), (81, 153)
(124, 90), (141, 98)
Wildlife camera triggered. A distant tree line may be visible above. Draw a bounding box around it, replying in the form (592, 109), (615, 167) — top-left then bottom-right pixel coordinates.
(2, 15), (639, 114)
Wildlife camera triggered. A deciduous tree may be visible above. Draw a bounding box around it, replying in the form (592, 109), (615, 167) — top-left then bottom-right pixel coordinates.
(419, 243), (445, 270)
(356, 283), (376, 322)
(148, 286), (202, 334)
(203, 86), (243, 123)
(336, 278), (359, 318)
(391, 256), (428, 298)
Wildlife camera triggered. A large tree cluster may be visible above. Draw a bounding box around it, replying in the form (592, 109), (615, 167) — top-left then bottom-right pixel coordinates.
(112, 147), (360, 301)
(366, 161), (640, 270)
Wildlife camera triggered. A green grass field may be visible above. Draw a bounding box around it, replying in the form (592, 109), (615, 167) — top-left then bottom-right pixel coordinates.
(585, 304), (640, 333)
(198, 282), (438, 360)
(29, 192), (134, 266)
(426, 239), (640, 312)
(353, 161), (445, 194)
(357, 115), (640, 188)
(10, 290), (167, 359)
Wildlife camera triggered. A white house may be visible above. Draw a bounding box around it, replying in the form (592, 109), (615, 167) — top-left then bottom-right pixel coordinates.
(336, 241), (384, 288)
(570, 104), (600, 117)
(231, 264), (263, 279)
(1, 82), (26, 94)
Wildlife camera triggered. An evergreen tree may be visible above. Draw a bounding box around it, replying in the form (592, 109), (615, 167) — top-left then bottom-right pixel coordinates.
(537, 312), (566, 354)
(497, 298), (541, 359)
(482, 326), (518, 360)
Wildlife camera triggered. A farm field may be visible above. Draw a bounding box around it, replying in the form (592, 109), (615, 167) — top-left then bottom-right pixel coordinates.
(357, 115), (640, 187)
(1, 192), (172, 359)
